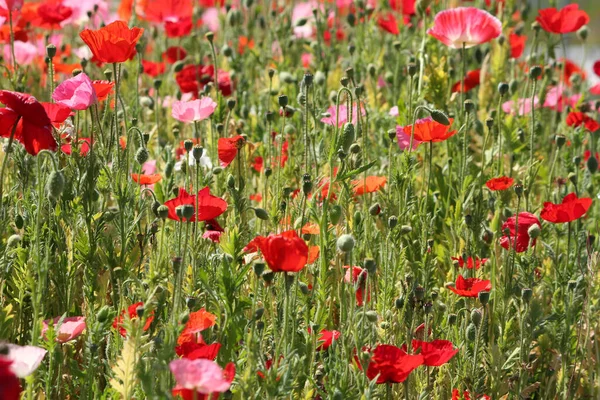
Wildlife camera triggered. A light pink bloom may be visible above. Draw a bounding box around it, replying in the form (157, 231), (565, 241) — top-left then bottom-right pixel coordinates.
(321, 104), (365, 127)
(3, 344), (47, 378)
(42, 316), (86, 343)
(162, 92), (193, 108)
(202, 8), (220, 33)
(0, 16), (6, 26)
(35, 34), (62, 58)
(62, 0), (109, 27)
(52, 73), (97, 111)
(142, 159), (157, 175)
(170, 359), (232, 394)
(502, 97), (540, 116)
(292, 1), (322, 38)
(203, 230), (222, 243)
(543, 85), (581, 112)
(427, 7), (502, 49)
(3, 41), (37, 66)
(301, 52), (313, 68)
(73, 45), (92, 60)
(389, 106), (399, 117)
(396, 124), (422, 150)
(172, 97), (217, 123)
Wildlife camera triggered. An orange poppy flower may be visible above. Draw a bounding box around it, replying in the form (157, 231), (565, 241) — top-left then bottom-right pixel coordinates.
(402, 118), (457, 142)
(131, 173), (162, 185)
(79, 20), (144, 64)
(301, 222), (320, 235)
(308, 245), (320, 264)
(218, 135), (245, 167)
(352, 176), (387, 196)
(92, 80), (115, 102)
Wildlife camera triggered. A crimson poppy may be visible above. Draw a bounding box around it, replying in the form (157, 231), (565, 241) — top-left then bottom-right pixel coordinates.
(171, 362), (235, 400)
(131, 173), (162, 185)
(316, 329), (341, 351)
(451, 70), (480, 93)
(35, 2), (72, 29)
(165, 17), (193, 38)
(112, 302), (154, 337)
(509, 33), (526, 59)
(499, 212), (541, 253)
(566, 112), (599, 132)
(0, 91), (57, 155)
(141, 60), (166, 77)
(536, 4), (589, 34)
(412, 339), (458, 367)
(540, 192), (592, 224)
(246, 230), (308, 273)
(402, 117), (457, 142)
(79, 20), (144, 64)
(176, 64), (234, 97)
(448, 276), (491, 298)
(163, 46), (187, 64)
(61, 138), (91, 156)
(366, 344), (424, 384)
(164, 187), (228, 222)
(377, 12), (400, 35)
(594, 60), (600, 78)
(218, 135), (245, 167)
(0, 359), (21, 400)
(485, 176), (514, 191)
(344, 265), (370, 306)
(41, 102), (72, 128)
(351, 176), (386, 196)
(251, 156), (263, 172)
(451, 256), (488, 270)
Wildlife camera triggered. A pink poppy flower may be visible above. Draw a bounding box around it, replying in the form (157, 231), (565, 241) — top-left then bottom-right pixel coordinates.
(389, 106), (399, 117)
(427, 7), (502, 49)
(201, 7), (220, 33)
(169, 358), (233, 394)
(3, 344), (46, 378)
(292, 1), (321, 38)
(396, 123), (421, 150)
(502, 97), (539, 116)
(172, 97), (217, 123)
(543, 85), (581, 112)
(42, 316), (86, 343)
(321, 104), (365, 127)
(3, 41), (37, 66)
(52, 73), (97, 111)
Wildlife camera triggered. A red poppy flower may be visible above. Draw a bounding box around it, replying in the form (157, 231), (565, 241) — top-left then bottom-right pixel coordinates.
(452, 389), (491, 400)
(485, 176), (514, 191)
(351, 176), (386, 196)
(249, 193), (262, 202)
(0, 91), (57, 155)
(141, 59), (166, 77)
(366, 344), (424, 384)
(143, 0), (192, 23)
(163, 46), (187, 64)
(172, 362), (235, 400)
(251, 156), (263, 172)
(0, 359), (21, 400)
(402, 117), (457, 142)
(377, 12), (400, 35)
(182, 342), (221, 361)
(344, 266), (370, 306)
(594, 60), (600, 78)
(61, 138), (91, 156)
(499, 212), (541, 253)
(536, 4), (589, 34)
(452, 70), (480, 93)
(584, 150), (600, 162)
(540, 192), (592, 224)
(509, 33), (526, 59)
(412, 339), (458, 367)
(41, 102), (72, 128)
(164, 187), (228, 222)
(451, 256), (488, 270)
(79, 20), (144, 64)
(218, 135), (245, 167)
(237, 36), (255, 55)
(112, 302), (154, 337)
(246, 230), (308, 273)
(92, 80), (115, 101)
(131, 173), (162, 185)
(316, 329), (341, 351)
(448, 275), (491, 298)
(175, 64), (234, 97)
(35, 2), (72, 29)
(566, 112), (599, 132)
(165, 17), (193, 38)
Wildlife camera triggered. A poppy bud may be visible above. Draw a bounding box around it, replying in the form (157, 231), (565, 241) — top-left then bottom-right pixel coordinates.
(415, 285), (425, 300)
(364, 258), (376, 274)
(496, 82), (508, 96)
(173, 61), (185, 72)
(529, 66), (542, 79)
(337, 234), (355, 253)
(568, 172), (577, 185)
(135, 147), (149, 165)
(180, 312), (189, 325)
(478, 291), (490, 305)
(332, 390), (343, 400)
(205, 31), (214, 43)
(157, 205), (169, 220)
(369, 203), (381, 216)
(227, 98), (236, 110)
(46, 170), (65, 200)
(429, 109), (451, 126)
(227, 174), (236, 189)
(278, 95), (288, 108)
(302, 181), (312, 195)
(387, 215), (398, 229)
(262, 270), (275, 284)
(216, 123), (224, 135)
(531, 20), (540, 32)
(253, 262), (265, 276)
(46, 44), (57, 59)
(339, 123), (355, 153)
(577, 25), (588, 41)
(330, 205), (342, 224)
(365, 310), (378, 322)
(470, 309), (482, 327)
(254, 208), (269, 220)
(367, 64), (376, 78)
(254, 308), (264, 320)
(96, 305), (110, 323)
(150, 200), (161, 217)
(527, 224), (541, 239)
(447, 313), (457, 325)
(509, 79), (518, 95)
(264, 167), (272, 177)
(587, 156), (598, 174)
(353, 211), (362, 227)
(15, 214), (24, 229)
(153, 79), (162, 90)
(222, 45), (233, 57)
(407, 63), (418, 77)
(192, 146), (204, 161)
(521, 288), (532, 304)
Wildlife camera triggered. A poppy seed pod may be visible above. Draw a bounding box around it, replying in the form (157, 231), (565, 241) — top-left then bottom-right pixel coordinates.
(447, 313), (457, 325)
(303, 73), (313, 86)
(315, 71), (326, 86)
(429, 109), (451, 126)
(46, 44), (57, 59)
(336, 234), (355, 253)
(157, 205), (169, 220)
(192, 145), (203, 161)
(227, 98), (236, 110)
(181, 204), (195, 221)
(253, 262), (265, 276)
(478, 291), (490, 305)
(464, 100), (475, 113)
(415, 285), (425, 300)
(205, 31), (214, 42)
(497, 82), (509, 96)
(514, 184), (523, 198)
(527, 224), (541, 239)
(135, 147), (149, 165)
(340, 76), (349, 87)
(529, 66), (542, 79)
(364, 258), (376, 274)
(278, 95), (288, 108)
(577, 25), (588, 41)
(46, 170), (65, 200)
(408, 63), (418, 76)
(395, 297), (404, 309)
(485, 117), (494, 130)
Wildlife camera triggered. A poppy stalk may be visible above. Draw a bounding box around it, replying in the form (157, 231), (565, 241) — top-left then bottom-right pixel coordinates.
(0, 116), (20, 210)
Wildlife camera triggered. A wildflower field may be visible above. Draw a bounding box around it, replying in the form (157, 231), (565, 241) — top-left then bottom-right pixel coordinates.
(1, 0), (600, 398)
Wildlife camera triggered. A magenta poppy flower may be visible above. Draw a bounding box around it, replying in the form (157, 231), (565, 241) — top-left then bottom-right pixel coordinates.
(42, 316), (86, 343)
(169, 358), (233, 394)
(427, 7), (502, 49)
(172, 97), (217, 123)
(52, 73), (97, 111)
(321, 104), (365, 127)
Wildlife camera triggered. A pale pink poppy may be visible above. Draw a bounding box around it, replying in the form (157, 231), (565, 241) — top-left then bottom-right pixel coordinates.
(502, 97), (540, 116)
(35, 34), (62, 58)
(172, 97), (217, 123)
(543, 85), (581, 112)
(321, 104), (365, 127)
(62, 0), (109, 27)
(0, 0), (23, 11)
(203, 230), (222, 243)
(3, 344), (47, 378)
(142, 159), (157, 175)
(389, 106), (399, 117)
(301, 52), (313, 69)
(73, 45), (92, 60)
(52, 73), (97, 111)
(162, 92), (193, 108)
(42, 316), (86, 343)
(169, 359), (232, 394)
(202, 8), (220, 33)
(0, 16), (6, 27)
(292, 1), (321, 38)
(427, 7), (502, 49)
(3, 41), (37, 66)
(396, 124), (422, 150)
